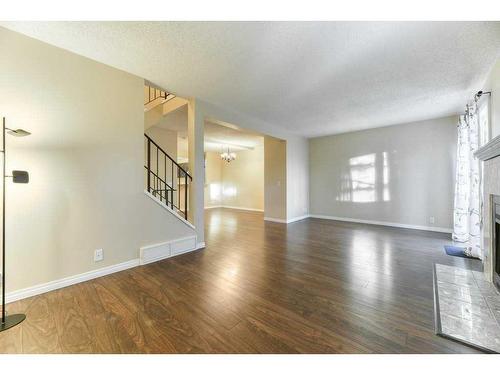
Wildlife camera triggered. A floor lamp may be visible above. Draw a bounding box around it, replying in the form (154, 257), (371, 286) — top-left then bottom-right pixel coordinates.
(0, 117), (30, 332)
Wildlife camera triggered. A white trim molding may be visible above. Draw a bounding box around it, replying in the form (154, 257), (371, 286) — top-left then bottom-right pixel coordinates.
(144, 190), (195, 229)
(6, 259), (140, 304)
(264, 215), (310, 224)
(287, 215), (310, 223)
(205, 205), (263, 212)
(264, 217), (287, 223)
(7, 236), (205, 304)
(309, 214), (452, 233)
(475, 134), (500, 161)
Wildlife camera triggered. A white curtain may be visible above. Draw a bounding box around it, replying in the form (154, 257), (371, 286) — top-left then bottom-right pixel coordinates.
(452, 102), (482, 258)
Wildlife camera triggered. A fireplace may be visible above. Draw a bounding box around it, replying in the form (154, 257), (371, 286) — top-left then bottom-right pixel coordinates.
(476, 136), (500, 287)
(493, 195), (500, 292)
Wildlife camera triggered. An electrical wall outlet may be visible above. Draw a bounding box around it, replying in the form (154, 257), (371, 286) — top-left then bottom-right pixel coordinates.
(94, 248), (104, 262)
(429, 216), (435, 224)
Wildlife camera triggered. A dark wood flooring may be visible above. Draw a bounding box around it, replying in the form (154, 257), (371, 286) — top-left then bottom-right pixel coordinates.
(0, 208), (482, 353)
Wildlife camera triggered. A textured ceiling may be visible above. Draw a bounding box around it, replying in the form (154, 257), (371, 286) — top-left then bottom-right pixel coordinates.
(156, 105), (263, 151)
(2, 21), (499, 137)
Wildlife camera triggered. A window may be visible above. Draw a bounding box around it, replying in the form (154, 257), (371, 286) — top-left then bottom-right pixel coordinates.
(478, 99), (490, 147)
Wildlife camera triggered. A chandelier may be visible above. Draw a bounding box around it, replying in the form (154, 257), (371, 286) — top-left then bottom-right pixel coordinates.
(220, 147), (237, 163)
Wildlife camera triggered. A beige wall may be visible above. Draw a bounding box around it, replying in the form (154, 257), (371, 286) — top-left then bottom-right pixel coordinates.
(204, 151), (222, 207)
(178, 137), (189, 162)
(144, 105), (163, 130)
(145, 126), (179, 203)
(309, 116), (457, 230)
(197, 100), (309, 222)
(0, 27), (195, 292)
(264, 136), (287, 220)
(204, 142), (264, 211)
(221, 142), (264, 211)
(482, 59), (500, 138)
(145, 126), (177, 159)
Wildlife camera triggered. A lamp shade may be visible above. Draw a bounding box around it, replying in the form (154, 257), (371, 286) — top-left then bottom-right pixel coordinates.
(12, 170), (29, 183)
(7, 129), (31, 137)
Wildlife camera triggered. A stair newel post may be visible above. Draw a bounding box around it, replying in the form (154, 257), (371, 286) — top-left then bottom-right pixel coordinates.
(164, 153), (167, 205)
(171, 162), (174, 210)
(147, 138), (151, 193)
(184, 172), (188, 220)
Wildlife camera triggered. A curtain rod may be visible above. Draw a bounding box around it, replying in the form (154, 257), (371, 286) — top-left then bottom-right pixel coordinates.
(458, 90), (492, 117)
(474, 90), (491, 101)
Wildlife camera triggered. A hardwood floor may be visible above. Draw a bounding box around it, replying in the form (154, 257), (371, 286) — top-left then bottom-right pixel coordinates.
(0, 208), (482, 353)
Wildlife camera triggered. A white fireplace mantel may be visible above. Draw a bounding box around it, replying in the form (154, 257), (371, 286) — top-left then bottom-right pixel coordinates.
(475, 134), (500, 283)
(475, 135), (500, 161)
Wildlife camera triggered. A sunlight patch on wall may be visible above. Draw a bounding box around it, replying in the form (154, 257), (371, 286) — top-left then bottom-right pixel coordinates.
(382, 151), (390, 202)
(336, 152), (391, 203)
(350, 153), (376, 202)
(222, 186), (237, 197)
(209, 183), (221, 201)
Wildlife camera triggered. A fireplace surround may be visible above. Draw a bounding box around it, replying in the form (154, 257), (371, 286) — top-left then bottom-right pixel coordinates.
(476, 135), (500, 285)
(430, 137), (500, 352)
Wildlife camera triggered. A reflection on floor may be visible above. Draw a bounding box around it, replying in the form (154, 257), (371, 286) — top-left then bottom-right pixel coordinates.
(0, 208), (485, 353)
(434, 264), (500, 352)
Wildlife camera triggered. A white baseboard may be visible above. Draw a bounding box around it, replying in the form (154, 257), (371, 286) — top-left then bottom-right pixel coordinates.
(264, 215), (311, 224)
(5, 259), (140, 304)
(287, 214), (310, 223)
(205, 205), (263, 212)
(7, 236), (205, 304)
(264, 216), (288, 223)
(309, 214), (453, 233)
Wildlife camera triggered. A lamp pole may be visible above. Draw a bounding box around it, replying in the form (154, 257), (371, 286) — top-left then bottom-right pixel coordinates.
(2, 117), (5, 325)
(0, 117), (26, 332)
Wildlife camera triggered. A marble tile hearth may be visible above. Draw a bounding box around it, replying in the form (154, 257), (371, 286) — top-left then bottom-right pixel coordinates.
(434, 264), (500, 353)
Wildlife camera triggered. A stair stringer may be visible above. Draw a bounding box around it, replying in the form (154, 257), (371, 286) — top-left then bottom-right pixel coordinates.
(144, 190), (194, 229)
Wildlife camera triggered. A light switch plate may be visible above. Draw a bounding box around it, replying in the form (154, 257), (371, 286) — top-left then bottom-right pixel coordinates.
(94, 249), (104, 262)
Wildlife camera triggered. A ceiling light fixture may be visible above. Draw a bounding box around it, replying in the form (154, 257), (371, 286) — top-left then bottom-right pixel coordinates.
(220, 147), (236, 163)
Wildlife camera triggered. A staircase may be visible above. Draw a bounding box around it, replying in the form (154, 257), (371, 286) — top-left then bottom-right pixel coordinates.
(144, 133), (192, 221)
(144, 86), (176, 107)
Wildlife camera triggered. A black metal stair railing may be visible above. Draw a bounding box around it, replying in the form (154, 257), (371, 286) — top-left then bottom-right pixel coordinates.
(145, 86), (176, 106)
(144, 134), (192, 220)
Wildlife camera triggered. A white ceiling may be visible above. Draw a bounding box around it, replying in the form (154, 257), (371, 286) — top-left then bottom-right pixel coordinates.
(155, 105), (263, 152)
(2, 22), (499, 137)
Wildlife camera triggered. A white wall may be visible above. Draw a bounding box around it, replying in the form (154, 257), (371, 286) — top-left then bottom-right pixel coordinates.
(286, 136), (309, 220)
(309, 116), (457, 231)
(482, 58), (500, 138)
(0, 27), (195, 292)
